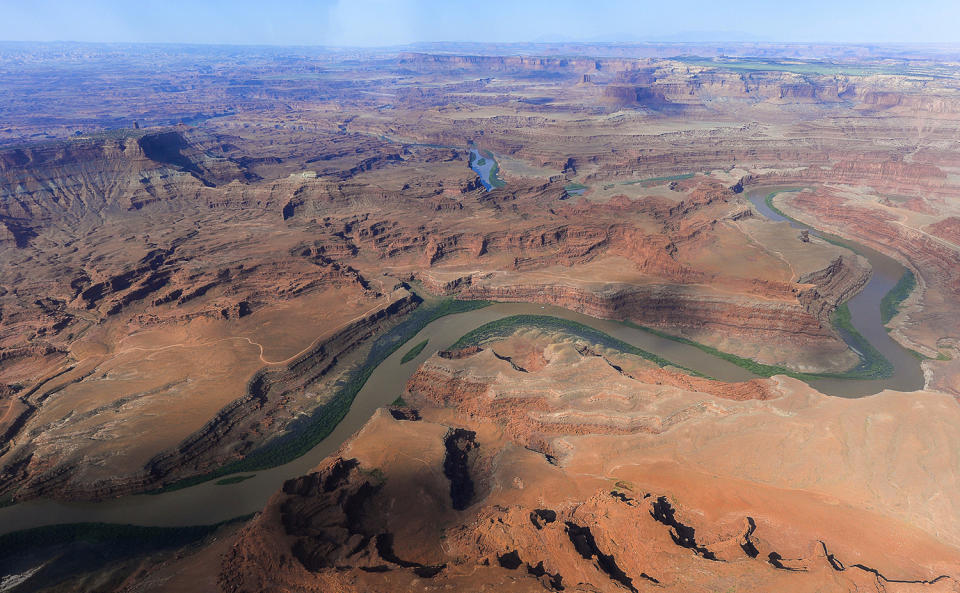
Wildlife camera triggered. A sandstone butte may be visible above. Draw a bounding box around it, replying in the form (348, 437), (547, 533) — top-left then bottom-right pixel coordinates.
(0, 42), (959, 592)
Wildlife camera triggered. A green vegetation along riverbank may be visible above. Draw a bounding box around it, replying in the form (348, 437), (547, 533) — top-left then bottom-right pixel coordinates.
(0, 517), (251, 556)
(451, 311), (893, 383)
(829, 304), (894, 379)
(880, 270), (916, 325)
(153, 297), (491, 493)
(450, 314), (707, 378)
(763, 190), (850, 249)
(482, 150), (506, 189)
(468, 148), (506, 189)
(215, 474), (255, 486)
(401, 339), (429, 363)
(625, 309), (893, 382)
(0, 516), (253, 593)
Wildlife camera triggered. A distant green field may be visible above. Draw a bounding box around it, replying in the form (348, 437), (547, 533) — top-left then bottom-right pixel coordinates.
(675, 57), (960, 80)
(675, 57), (905, 77)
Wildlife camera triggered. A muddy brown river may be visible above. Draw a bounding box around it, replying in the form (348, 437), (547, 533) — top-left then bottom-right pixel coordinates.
(0, 188), (923, 535)
(747, 187), (924, 396)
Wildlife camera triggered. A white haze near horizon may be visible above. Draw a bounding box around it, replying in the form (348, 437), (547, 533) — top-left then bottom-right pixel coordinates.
(0, 0), (958, 46)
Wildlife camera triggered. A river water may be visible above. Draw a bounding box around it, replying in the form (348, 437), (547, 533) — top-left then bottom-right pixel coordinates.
(747, 187), (923, 396)
(468, 148), (498, 190)
(0, 188), (923, 535)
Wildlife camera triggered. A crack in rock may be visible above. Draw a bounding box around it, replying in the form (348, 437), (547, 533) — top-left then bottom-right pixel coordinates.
(650, 496), (719, 561)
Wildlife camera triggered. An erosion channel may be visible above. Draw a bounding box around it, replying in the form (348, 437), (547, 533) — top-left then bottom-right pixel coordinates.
(0, 187), (923, 535)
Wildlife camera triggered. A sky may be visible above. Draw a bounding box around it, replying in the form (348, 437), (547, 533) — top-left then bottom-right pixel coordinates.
(1, 0), (959, 46)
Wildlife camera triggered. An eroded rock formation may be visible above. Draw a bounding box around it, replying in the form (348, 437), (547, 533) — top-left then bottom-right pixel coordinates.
(219, 329), (960, 592)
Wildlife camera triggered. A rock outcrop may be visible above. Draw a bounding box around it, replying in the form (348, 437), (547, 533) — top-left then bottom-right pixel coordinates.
(220, 328), (960, 592)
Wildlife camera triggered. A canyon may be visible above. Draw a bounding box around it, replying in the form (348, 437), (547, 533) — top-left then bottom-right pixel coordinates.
(0, 41), (959, 592)
(220, 333), (960, 592)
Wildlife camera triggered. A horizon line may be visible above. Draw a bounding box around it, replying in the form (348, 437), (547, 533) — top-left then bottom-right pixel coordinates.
(3, 39), (960, 49)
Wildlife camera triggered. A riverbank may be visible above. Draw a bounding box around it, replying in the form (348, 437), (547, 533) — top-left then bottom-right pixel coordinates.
(748, 187), (924, 395)
(152, 296), (492, 494)
(0, 190), (926, 534)
(468, 148), (506, 190)
(450, 314), (706, 377)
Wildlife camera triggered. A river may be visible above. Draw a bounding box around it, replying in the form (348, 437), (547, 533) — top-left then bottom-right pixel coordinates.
(468, 148), (501, 190)
(0, 188), (923, 535)
(747, 187), (924, 396)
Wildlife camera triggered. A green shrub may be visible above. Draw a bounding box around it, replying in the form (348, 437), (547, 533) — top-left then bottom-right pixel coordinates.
(400, 339), (429, 364)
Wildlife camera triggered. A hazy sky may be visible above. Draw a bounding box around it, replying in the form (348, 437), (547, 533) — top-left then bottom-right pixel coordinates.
(2, 0), (959, 46)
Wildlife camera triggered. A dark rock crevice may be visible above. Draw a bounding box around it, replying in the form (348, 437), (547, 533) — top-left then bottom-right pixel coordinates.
(818, 541), (957, 585)
(374, 533), (446, 578)
(768, 551), (806, 572)
(497, 549), (522, 569)
(527, 560), (565, 591)
(321, 458), (360, 493)
(442, 428), (478, 511)
(574, 343), (636, 379)
(740, 516), (759, 558)
(529, 508), (557, 530)
(491, 350), (528, 372)
(388, 407), (421, 421)
(650, 496), (719, 561)
(564, 522), (638, 593)
(639, 572), (660, 584)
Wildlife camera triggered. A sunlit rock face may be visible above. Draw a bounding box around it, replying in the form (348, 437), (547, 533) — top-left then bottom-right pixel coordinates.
(3, 41), (960, 593)
(223, 331), (960, 592)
